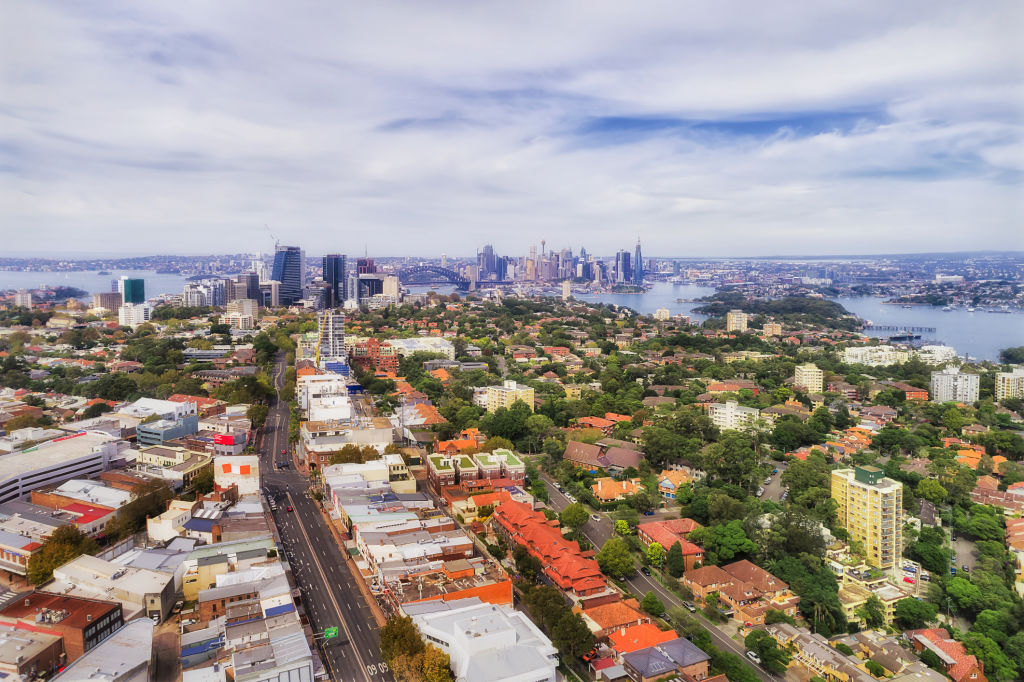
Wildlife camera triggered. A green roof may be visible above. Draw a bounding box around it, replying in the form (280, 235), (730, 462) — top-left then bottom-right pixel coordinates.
(492, 448), (522, 466)
(428, 455), (454, 471)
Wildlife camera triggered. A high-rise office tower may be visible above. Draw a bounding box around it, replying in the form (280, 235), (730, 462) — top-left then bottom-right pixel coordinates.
(831, 467), (903, 569)
(480, 244), (496, 277)
(271, 246), (306, 305)
(614, 251), (631, 284)
(356, 258), (376, 275)
(118, 277), (146, 304)
(633, 239), (643, 285)
(239, 272), (260, 301)
(323, 254), (347, 308)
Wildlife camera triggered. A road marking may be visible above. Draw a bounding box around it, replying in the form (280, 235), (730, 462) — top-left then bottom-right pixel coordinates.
(286, 491), (372, 682)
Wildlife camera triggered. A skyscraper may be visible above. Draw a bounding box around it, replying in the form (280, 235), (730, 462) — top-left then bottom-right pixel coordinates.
(317, 312), (346, 360)
(239, 272), (260, 301)
(271, 246), (306, 305)
(632, 239), (643, 285)
(614, 250), (631, 284)
(480, 244), (496, 277)
(323, 254), (347, 308)
(356, 258), (376, 275)
(118, 277), (146, 304)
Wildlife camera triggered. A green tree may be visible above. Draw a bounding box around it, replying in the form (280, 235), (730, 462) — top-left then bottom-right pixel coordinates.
(666, 541), (687, 578)
(596, 537), (635, 579)
(641, 591), (665, 616)
(688, 520), (755, 564)
(192, 467), (215, 494)
(915, 478), (947, 504)
(247, 403), (269, 428)
(646, 542), (665, 568)
(380, 615), (425, 667)
(855, 595), (885, 628)
(559, 503), (589, 531)
(615, 519), (630, 536)
(946, 577), (983, 614)
(551, 611), (595, 659)
(744, 630), (790, 675)
(893, 598), (938, 630)
(864, 660), (886, 678)
(27, 526), (99, 585)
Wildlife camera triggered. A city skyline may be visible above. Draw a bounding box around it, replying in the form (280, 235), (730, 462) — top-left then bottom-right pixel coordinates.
(4, 2), (1021, 256)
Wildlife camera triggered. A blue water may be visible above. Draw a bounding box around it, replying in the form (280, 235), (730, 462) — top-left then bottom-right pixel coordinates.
(0, 270), (192, 300)
(580, 283), (1022, 361)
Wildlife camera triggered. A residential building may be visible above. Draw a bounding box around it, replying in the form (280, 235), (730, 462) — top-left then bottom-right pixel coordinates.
(13, 290), (33, 307)
(905, 628), (987, 682)
(707, 401), (760, 432)
(226, 298), (258, 317)
(486, 381), (535, 413)
(407, 598), (557, 682)
(930, 367), (980, 403)
(725, 310), (747, 333)
(794, 363), (824, 394)
(117, 303), (152, 328)
(622, 637), (711, 682)
(995, 367), (1024, 402)
(766, 623), (876, 682)
(136, 445), (212, 491)
(591, 477), (644, 503)
(656, 470), (691, 500)
(831, 467), (903, 569)
(270, 245), (306, 305)
(654, 307), (670, 321)
(317, 311), (346, 359)
(762, 321), (782, 336)
(842, 346), (911, 367)
(637, 519), (704, 570)
(493, 501), (606, 597)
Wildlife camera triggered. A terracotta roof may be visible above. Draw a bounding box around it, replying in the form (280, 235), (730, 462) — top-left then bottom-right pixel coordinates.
(608, 623), (677, 655)
(683, 565), (733, 587)
(722, 560), (788, 593)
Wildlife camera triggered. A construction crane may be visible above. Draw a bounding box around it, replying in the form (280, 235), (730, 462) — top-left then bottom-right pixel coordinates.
(314, 310), (327, 368)
(265, 224), (279, 250)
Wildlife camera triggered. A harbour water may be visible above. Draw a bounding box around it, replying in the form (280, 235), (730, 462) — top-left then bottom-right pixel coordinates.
(0, 270), (192, 300)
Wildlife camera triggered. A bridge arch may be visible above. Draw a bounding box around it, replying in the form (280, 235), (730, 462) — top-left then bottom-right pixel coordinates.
(398, 265), (471, 290)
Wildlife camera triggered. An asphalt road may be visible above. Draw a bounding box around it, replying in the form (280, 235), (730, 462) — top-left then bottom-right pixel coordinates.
(542, 475), (784, 682)
(260, 353), (393, 682)
(761, 463), (788, 502)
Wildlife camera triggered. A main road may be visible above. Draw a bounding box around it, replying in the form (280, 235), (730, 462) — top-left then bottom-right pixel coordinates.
(541, 475), (784, 682)
(259, 352), (393, 682)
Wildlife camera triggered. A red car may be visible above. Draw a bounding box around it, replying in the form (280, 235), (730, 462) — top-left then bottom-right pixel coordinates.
(281, 449), (287, 455)
(903, 576), (915, 584)
(287, 506), (294, 512)
(582, 647), (599, 662)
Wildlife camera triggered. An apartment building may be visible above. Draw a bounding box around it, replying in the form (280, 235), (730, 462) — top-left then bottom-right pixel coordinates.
(995, 367), (1024, 402)
(794, 363), (824, 394)
(930, 367), (979, 403)
(707, 401), (761, 432)
(831, 467), (903, 570)
(725, 310), (748, 333)
(485, 381), (535, 412)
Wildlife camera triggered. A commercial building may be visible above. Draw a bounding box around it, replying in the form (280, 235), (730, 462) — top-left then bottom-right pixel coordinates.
(118, 277), (145, 304)
(0, 621), (64, 678)
(995, 367), (1024, 402)
(136, 413), (199, 446)
(52, 617), (153, 682)
(136, 445), (212, 491)
(930, 367), (980, 403)
(407, 598), (557, 682)
(831, 467), (903, 569)
(226, 298), (258, 317)
(0, 592), (123, 662)
(48, 554), (176, 622)
(725, 310), (748, 333)
(117, 303), (153, 328)
(707, 401), (760, 432)
(485, 381), (535, 413)
(0, 432), (122, 505)
(270, 245), (306, 305)
(92, 292), (122, 311)
(214, 455), (260, 495)
(323, 254), (347, 308)
(794, 363), (824, 394)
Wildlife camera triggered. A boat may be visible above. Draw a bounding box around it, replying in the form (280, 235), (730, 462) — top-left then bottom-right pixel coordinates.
(97, 271), (110, 276)
(888, 334), (921, 342)
(942, 306), (952, 311)
(967, 307), (975, 312)
(902, 305), (913, 309)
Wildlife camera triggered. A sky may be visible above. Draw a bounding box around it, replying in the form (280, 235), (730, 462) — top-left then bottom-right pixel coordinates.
(2, 1), (1023, 257)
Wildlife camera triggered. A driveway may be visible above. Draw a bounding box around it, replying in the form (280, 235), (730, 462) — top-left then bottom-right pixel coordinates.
(762, 462), (788, 502)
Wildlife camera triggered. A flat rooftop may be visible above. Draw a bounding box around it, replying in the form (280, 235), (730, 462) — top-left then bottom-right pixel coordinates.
(0, 432), (118, 483)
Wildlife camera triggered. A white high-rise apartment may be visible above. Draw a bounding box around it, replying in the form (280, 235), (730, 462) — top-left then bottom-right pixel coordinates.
(995, 367), (1024, 402)
(227, 299), (259, 317)
(118, 303), (152, 328)
(930, 367), (980, 403)
(317, 312), (346, 359)
(725, 310), (748, 332)
(794, 363), (824, 394)
(13, 290), (32, 307)
(707, 401), (761, 432)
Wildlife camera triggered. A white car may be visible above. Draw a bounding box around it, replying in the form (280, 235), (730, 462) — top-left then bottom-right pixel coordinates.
(746, 651), (761, 665)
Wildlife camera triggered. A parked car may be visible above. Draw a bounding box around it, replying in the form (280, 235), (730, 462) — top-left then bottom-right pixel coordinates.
(772, 468), (778, 474)
(903, 576), (915, 584)
(904, 565), (917, 573)
(582, 647), (599, 662)
(921, 573), (931, 581)
(643, 510), (654, 516)
(764, 478), (772, 485)
(746, 651), (762, 665)
(757, 487), (765, 497)
(640, 566), (652, 576)
(591, 514), (601, 521)
(961, 564), (970, 573)
(683, 602), (697, 613)
(950, 567), (957, 576)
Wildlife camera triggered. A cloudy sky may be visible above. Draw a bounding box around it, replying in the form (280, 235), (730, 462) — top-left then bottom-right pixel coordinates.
(3, 1), (1022, 257)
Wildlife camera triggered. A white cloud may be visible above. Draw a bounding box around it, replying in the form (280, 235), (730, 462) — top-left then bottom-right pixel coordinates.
(1, 0), (1021, 256)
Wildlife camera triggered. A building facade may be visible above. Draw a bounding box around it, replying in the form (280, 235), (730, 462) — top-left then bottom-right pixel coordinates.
(725, 310), (748, 333)
(995, 367), (1024, 402)
(831, 467), (903, 569)
(271, 246), (306, 305)
(794, 363), (824, 394)
(485, 381), (535, 413)
(930, 367), (980, 403)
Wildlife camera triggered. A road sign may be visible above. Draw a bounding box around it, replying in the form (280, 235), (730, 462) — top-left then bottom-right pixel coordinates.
(324, 626), (339, 639)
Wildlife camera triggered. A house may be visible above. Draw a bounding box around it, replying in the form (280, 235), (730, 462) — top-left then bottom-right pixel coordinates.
(578, 416), (616, 436)
(637, 519), (704, 571)
(578, 599), (650, 638)
(621, 637), (712, 682)
(591, 477), (644, 503)
(657, 470), (691, 500)
(682, 561), (800, 626)
(905, 628), (987, 682)
(607, 623), (677, 656)
(563, 441), (644, 475)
